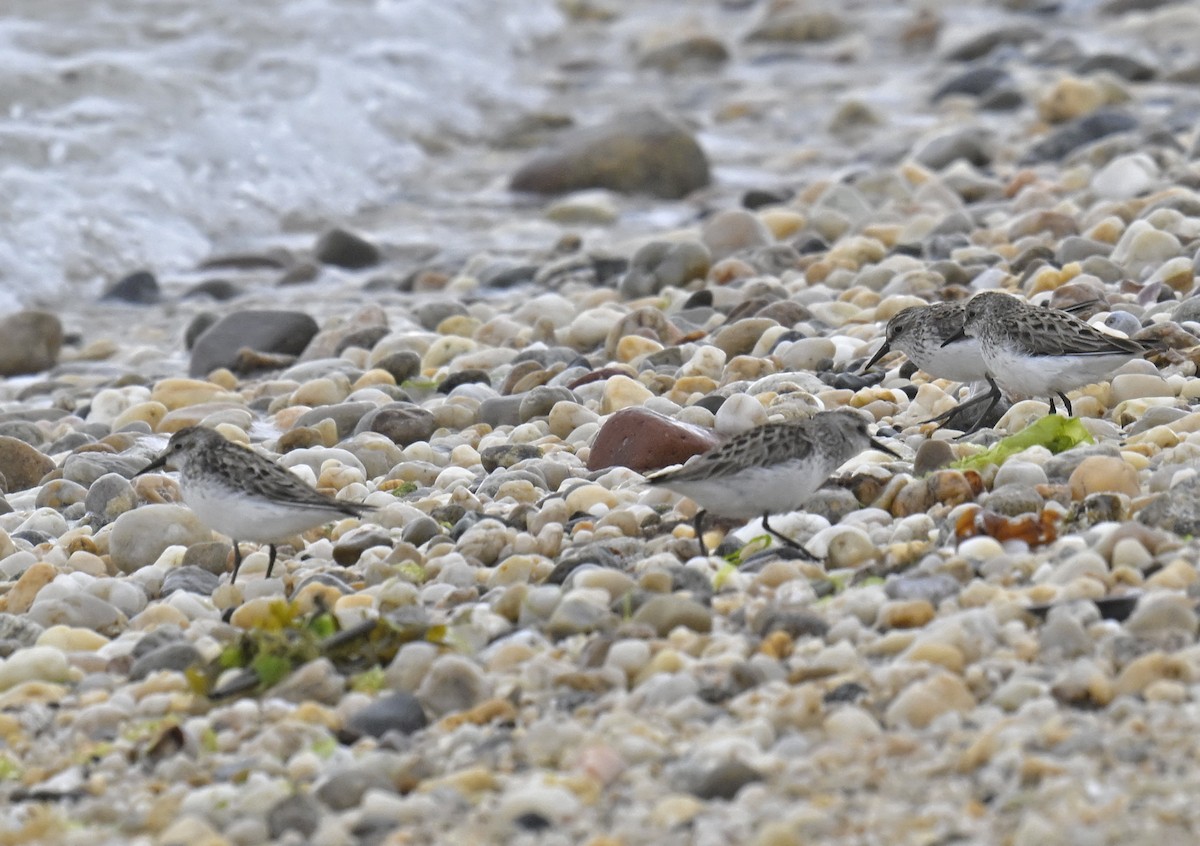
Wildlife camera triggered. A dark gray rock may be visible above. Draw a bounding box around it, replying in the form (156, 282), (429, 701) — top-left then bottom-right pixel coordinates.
(931, 66), (1013, 102)
(412, 300), (468, 331)
(315, 768), (392, 811)
(618, 240), (711, 298)
(130, 642), (201, 680)
(184, 312), (219, 351)
(354, 402), (437, 446)
(680, 759), (762, 800)
(480, 444), (542, 473)
(374, 350), (422, 384)
(189, 310), (319, 378)
(101, 270), (160, 304)
(518, 386), (576, 422)
(1139, 474), (1200, 535)
(183, 279), (242, 301)
(314, 228), (380, 269)
(161, 566), (221, 597)
(267, 794), (320, 839)
(401, 516), (443, 547)
(1023, 110), (1139, 163)
(915, 128), (995, 170)
(346, 691), (428, 738)
(332, 527), (393, 566)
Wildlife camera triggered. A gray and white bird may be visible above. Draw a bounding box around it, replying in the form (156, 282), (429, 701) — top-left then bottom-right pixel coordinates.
(646, 409), (899, 557)
(136, 426), (373, 582)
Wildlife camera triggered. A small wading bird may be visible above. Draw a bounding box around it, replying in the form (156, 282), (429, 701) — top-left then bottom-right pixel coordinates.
(864, 297), (1105, 432)
(942, 291), (1149, 421)
(646, 409), (899, 558)
(136, 426), (373, 582)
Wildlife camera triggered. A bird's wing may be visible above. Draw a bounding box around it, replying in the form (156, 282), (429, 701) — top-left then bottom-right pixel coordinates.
(1011, 309), (1147, 357)
(647, 423), (813, 484)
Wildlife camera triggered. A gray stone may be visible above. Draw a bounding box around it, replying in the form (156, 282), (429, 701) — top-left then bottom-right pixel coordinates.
(314, 227), (380, 269)
(62, 453), (144, 486)
(518, 386), (575, 422)
(294, 401), (378, 439)
(618, 240), (711, 298)
(267, 657), (344, 705)
(84, 473), (136, 525)
(632, 594), (713, 636)
(374, 350), (422, 384)
(680, 759), (762, 800)
(480, 444), (542, 473)
(412, 300), (468, 331)
(181, 541), (233, 576)
(332, 527), (393, 566)
(401, 516), (443, 547)
(189, 310), (319, 378)
(315, 768), (392, 811)
(130, 642), (202, 680)
(479, 396), (525, 428)
(415, 654), (490, 716)
(346, 691), (428, 738)
(161, 566), (220, 596)
(267, 794), (321, 839)
(101, 270), (160, 304)
(354, 402), (437, 446)
(27, 593), (124, 635)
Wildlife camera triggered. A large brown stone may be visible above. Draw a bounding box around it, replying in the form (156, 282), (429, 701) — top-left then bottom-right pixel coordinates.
(0, 311), (62, 376)
(587, 407), (719, 473)
(0, 436), (55, 492)
(509, 109), (710, 200)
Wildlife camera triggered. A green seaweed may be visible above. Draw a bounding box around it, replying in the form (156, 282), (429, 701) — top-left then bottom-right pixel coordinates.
(193, 599), (447, 701)
(951, 415), (1093, 472)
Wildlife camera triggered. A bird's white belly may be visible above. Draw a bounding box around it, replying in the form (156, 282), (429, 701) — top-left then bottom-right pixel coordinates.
(987, 345), (1132, 400)
(185, 484), (340, 543)
(914, 340), (987, 383)
(660, 459), (830, 519)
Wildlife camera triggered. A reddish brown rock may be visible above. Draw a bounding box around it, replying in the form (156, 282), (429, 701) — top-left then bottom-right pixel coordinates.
(587, 407), (719, 473)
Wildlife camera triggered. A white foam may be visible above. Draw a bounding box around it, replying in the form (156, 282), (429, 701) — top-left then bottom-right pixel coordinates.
(0, 0), (562, 302)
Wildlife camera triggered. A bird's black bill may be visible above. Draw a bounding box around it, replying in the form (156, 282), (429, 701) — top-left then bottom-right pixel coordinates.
(861, 341), (891, 372)
(869, 437), (901, 458)
(135, 454), (168, 476)
(941, 328), (967, 347)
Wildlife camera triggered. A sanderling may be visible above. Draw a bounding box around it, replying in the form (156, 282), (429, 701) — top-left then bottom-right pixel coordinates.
(646, 409), (899, 557)
(136, 426), (373, 582)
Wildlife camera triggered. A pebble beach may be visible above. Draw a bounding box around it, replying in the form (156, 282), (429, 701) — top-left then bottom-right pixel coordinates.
(7, 0), (1200, 844)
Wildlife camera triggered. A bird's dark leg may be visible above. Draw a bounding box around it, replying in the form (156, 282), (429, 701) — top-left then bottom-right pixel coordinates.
(954, 379), (1004, 437)
(266, 544), (278, 579)
(1048, 394), (1057, 415)
(230, 541), (244, 584)
(761, 513), (820, 561)
(1058, 392), (1072, 416)
(693, 510), (708, 558)
(919, 389), (991, 426)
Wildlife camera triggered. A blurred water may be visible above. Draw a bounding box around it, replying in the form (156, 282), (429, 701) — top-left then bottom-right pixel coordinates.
(0, 0), (561, 306)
